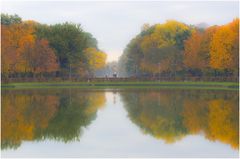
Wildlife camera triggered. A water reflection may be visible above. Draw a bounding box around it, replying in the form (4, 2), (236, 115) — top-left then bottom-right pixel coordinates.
(120, 90), (239, 149)
(1, 88), (239, 154)
(1, 89), (106, 150)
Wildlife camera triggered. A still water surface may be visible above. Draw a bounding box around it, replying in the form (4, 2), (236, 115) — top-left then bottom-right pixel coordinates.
(1, 88), (239, 157)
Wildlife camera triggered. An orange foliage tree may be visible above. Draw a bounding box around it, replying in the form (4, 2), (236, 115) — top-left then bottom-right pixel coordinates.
(28, 39), (59, 74)
(184, 26), (218, 76)
(210, 19), (239, 73)
(1, 20), (59, 79)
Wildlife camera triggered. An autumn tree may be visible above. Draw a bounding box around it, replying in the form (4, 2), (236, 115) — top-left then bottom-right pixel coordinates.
(35, 22), (99, 77)
(120, 19), (238, 80)
(1, 21), (36, 75)
(28, 39), (59, 74)
(184, 31), (206, 69)
(184, 26), (218, 76)
(1, 14), (105, 81)
(1, 20), (59, 80)
(210, 18), (239, 75)
(119, 20), (192, 77)
(84, 47), (107, 76)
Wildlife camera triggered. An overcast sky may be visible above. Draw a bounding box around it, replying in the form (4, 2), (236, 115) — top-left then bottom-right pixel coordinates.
(1, 1), (239, 62)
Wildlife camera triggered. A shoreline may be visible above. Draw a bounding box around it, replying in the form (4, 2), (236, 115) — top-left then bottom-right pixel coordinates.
(1, 81), (239, 91)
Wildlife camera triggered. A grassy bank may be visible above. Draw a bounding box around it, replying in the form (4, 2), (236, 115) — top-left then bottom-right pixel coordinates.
(1, 81), (239, 90)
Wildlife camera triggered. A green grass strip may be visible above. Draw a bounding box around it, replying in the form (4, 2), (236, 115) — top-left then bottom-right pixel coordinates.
(1, 81), (239, 91)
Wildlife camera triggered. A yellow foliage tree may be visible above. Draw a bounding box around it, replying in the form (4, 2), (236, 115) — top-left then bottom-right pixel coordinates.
(139, 20), (191, 74)
(84, 47), (107, 72)
(210, 18), (239, 72)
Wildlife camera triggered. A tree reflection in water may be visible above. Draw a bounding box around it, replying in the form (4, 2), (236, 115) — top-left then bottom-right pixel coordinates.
(120, 89), (239, 149)
(1, 89), (106, 150)
(2, 89), (238, 151)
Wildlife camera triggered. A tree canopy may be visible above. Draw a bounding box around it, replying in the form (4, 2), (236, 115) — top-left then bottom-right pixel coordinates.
(1, 14), (107, 80)
(119, 19), (239, 79)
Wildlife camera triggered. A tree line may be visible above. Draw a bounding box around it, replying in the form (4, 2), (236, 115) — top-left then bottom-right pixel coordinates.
(118, 19), (239, 81)
(1, 14), (107, 82)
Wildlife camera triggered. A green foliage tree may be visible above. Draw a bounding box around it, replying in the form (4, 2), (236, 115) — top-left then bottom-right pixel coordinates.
(1, 13), (22, 25)
(119, 20), (192, 77)
(36, 22), (98, 76)
(1, 14), (106, 81)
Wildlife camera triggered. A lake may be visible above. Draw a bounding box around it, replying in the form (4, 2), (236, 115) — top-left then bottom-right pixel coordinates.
(1, 88), (239, 158)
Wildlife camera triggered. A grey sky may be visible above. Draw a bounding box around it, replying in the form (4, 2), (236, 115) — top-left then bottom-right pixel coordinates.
(1, 1), (239, 62)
